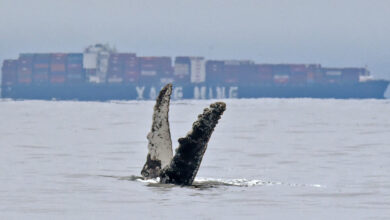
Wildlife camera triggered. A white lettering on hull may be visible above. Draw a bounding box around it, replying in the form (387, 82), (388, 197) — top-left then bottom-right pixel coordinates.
(173, 87), (183, 100)
(135, 86), (238, 100)
(229, 87), (238, 98)
(216, 87), (226, 99)
(194, 86), (207, 99)
(209, 87), (213, 99)
(149, 87), (157, 100)
(136, 86), (145, 99)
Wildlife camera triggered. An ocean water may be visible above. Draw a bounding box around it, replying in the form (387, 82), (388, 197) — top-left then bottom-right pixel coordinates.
(0, 99), (389, 219)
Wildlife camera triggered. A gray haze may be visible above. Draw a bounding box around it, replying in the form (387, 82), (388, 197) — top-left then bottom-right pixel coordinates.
(1, 0), (389, 79)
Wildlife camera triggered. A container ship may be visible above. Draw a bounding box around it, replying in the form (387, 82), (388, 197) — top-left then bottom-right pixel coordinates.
(1, 44), (389, 100)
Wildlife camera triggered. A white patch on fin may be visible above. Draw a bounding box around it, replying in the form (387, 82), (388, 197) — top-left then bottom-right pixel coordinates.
(141, 84), (173, 178)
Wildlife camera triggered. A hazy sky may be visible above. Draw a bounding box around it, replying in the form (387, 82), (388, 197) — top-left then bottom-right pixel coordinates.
(1, 0), (389, 79)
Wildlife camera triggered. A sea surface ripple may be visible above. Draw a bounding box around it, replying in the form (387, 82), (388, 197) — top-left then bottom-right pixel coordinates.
(0, 99), (389, 219)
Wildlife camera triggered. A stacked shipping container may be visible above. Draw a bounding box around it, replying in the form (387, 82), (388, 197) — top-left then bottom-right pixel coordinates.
(67, 54), (84, 83)
(106, 53), (139, 84)
(255, 64), (317, 85)
(123, 53), (138, 83)
(32, 54), (50, 84)
(306, 64), (322, 83)
(1, 60), (18, 86)
(17, 54), (33, 84)
(206, 60), (224, 83)
(138, 57), (172, 84)
(257, 64), (274, 84)
(271, 64), (291, 84)
(322, 67), (360, 84)
(174, 57), (191, 83)
(1, 52), (369, 87)
(107, 53), (124, 83)
(289, 64), (307, 85)
(223, 60), (256, 84)
(50, 53), (67, 84)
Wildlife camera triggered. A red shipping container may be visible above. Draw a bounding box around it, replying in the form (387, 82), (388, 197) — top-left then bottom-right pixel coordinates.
(33, 72), (49, 83)
(51, 53), (67, 73)
(50, 75), (66, 84)
(15, 54), (34, 84)
(306, 64), (323, 83)
(51, 64), (66, 72)
(67, 64), (83, 74)
(17, 68), (33, 84)
(123, 54), (138, 68)
(33, 53), (50, 84)
(18, 77), (32, 84)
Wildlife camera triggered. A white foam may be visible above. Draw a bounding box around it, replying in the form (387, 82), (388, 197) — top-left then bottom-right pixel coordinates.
(194, 177), (325, 188)
(136, 177), (160, 184)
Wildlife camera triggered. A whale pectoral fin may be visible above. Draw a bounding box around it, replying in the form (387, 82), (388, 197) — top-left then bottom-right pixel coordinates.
(160, 102), (226, 185)
(141, 84), (174, 178)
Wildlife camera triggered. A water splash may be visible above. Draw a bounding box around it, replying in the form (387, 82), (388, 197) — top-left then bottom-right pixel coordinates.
(193, 177), (270, 187)
(109, 175), (325, 189)
(193, 177), (324, 188)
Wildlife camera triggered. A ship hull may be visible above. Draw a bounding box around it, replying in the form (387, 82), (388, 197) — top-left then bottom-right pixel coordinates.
(1, 80), (388, 100)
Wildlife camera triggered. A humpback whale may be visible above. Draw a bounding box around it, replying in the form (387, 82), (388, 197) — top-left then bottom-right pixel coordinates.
(141, 84), (226, 185)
